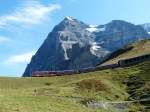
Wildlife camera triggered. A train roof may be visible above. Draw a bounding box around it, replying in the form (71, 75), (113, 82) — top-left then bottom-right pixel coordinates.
(118, 53), (150, 62)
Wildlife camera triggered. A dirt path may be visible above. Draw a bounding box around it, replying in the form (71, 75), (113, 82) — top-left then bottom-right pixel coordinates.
(87, 98), (150, 111)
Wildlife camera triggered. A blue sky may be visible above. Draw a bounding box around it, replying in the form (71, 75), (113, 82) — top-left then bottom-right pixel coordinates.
(0, 0), (150, 77)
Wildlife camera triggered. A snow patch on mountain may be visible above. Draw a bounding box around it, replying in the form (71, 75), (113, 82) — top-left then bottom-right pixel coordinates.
(86, 27), (98, 32)
(91, 42), (100, 50)
(61, 41), (78, 60)
(86, 25), (106, 32)
(90, 42), (110, 57)
(86, 25), (98, 32)
(99, 27), (105, 31)
(89, 25), (98, 28)
(61, 44), (69, 60)
(65, 16), (74, 21)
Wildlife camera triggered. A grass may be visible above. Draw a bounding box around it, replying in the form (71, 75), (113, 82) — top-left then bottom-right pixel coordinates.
(77, 79), (109, 92)
(0, 60), (150, 112)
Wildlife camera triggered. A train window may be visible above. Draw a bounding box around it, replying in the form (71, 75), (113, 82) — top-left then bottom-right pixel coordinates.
(125, 60), (129, 63)
(134, 58), (137, 61)
(142, 56), (145, 60)
(127, 60), (130, 63)
(137, 57), (141, 60)
(137, 57), (140, 60)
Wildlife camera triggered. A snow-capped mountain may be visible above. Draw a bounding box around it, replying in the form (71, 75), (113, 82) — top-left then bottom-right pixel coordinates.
(23, 17), (149, 76)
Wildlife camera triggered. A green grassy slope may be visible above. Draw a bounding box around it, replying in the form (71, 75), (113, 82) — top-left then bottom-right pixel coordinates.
(101, 39), (150, 65)
(0, 61), (150, 112)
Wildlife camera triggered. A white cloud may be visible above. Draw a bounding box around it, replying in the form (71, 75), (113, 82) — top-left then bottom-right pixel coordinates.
(0, 36), (11, 43)
(4, 51), (36, 64)
(0, 1), (61, 28)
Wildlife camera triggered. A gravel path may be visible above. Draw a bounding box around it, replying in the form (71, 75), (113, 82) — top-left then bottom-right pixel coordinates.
(87, 98), (150, 111)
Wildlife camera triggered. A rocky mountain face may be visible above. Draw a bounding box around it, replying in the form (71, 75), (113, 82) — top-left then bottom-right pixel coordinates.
(23, 17), (149, 76)
(141, 23), (150, 33)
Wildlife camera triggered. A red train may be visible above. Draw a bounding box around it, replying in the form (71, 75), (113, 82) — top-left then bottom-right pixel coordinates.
(31, 67), (96, 77)
(31, 53), (150, 77)
(31, 65), (117, 77)
(32, 70), (79, 77)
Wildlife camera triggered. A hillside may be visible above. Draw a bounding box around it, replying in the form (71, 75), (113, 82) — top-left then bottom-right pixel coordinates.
(0, 60), (150, 112)
(101, 39), (150, 65)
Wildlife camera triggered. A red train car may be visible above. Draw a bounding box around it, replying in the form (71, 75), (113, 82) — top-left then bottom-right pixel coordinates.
(32, 70), (79, 77)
